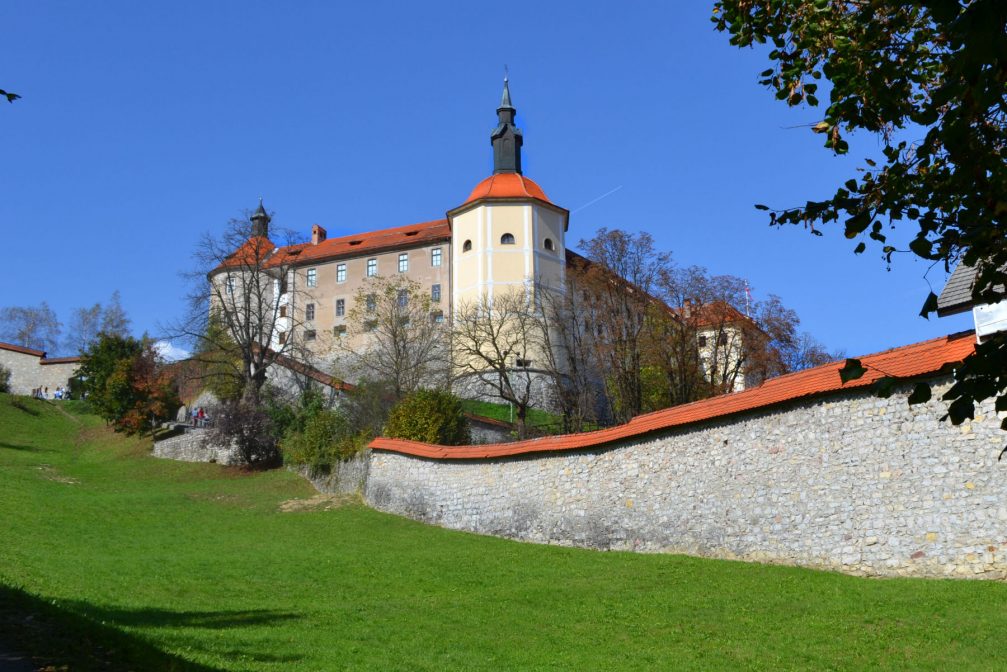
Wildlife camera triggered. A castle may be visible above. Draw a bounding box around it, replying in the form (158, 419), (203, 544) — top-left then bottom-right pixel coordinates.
(209, 78), (754, 402)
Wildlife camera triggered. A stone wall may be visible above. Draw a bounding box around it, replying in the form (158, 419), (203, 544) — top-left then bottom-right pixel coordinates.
(297, 454), (370, 495)
(364, 377), (1007, 579)
(0, 348), (79, 396)
(152, 430), (243, 466)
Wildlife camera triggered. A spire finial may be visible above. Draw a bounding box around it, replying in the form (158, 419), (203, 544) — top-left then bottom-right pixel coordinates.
(500, 66), (513, 110)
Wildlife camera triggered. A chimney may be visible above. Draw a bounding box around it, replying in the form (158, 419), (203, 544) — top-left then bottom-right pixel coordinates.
(311, 224), (327, 245)
(683, 298), (693, 318)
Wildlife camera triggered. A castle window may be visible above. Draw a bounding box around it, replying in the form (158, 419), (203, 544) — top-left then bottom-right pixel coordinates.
(225, 276), (235, 295)
(398, 253), (409, 273)
(698, 335), (707, 347)
(544, 238), (555, 251)
(397, 289), (409, 308)
(462, 240), (472, 252)
(366, 294), (376, 313)
(364, 319), (377, 332)
(515, 358), (532, 368)
(304, 329), (316, 341)
(431, 248), (442, 267)
(431, 284), (441, 302)
(431, 310), (444, 324)
(306, 268), (317, 287)
(333, 325), (347, 336)
(718, 333), (729, 346)
(305, 303), (315, 321)
(336, 299), (345, 317)
(501, 233), (515, 245)
(336, 264), (346, 283)
(367, 258), (377, 277)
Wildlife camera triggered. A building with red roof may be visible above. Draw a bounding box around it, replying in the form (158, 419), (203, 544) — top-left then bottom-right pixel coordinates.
(208, 78), (760, 407)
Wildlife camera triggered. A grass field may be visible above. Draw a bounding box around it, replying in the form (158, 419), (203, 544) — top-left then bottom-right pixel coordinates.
(2, 393), (1007, 670)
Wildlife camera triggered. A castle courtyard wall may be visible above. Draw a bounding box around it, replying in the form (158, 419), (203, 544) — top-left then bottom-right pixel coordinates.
(364, 377), (1007, 579)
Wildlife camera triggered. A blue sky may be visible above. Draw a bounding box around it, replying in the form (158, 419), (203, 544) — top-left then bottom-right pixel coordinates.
(1, 1), (970, 356)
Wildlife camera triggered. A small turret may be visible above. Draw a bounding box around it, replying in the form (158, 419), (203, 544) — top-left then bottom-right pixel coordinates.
(250, 199), (270, 238)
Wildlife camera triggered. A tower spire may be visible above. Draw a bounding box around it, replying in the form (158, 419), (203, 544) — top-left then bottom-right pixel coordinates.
(491, 72), (523, 174)
(250, 198), (271, 238)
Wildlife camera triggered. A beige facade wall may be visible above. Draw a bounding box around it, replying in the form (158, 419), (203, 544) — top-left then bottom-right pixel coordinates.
(451, 201), (568, 307)
(287, 242), (450, 362)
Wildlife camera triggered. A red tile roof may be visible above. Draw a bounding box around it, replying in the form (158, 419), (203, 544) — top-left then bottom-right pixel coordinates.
(0, 341), (46, 357)
(370, 330), (977, 460)
(217, 236), (277, 270)
(269, 219), (451, 268)
(462, 173), (552, 205)
(39, 356), (82, 365)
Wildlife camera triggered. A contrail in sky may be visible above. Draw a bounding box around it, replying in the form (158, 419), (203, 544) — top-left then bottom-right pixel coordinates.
(571, 185), (623, 214)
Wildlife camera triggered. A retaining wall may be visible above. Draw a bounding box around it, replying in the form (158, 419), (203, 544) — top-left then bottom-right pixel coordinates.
(365, 377), (1007, 578)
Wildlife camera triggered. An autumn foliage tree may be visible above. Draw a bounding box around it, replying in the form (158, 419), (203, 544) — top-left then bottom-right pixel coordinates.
(713, 0), (1007, 425)
(79, 334), (179, 434)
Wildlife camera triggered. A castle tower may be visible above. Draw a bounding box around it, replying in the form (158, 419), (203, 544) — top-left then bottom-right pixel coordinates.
(448, 76), (569, 310)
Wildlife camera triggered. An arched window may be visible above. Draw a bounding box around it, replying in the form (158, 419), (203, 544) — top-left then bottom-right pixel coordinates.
(501, 233), (515, 245)
(544, 238), (555, 251)
(462, 239), (472, 252)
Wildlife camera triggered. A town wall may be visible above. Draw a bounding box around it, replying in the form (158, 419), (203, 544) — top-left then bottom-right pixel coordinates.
(364, 377), (1007, 579)
(0, 346), (80, 396)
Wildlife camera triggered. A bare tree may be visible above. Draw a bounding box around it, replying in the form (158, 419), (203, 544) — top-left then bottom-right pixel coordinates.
(64, 290), (133, 354)
(100, 290), (131, 337)
(574, 230), (675, 424)
(64, 303), (103, 354)
(452, 289), (545, 439)
(534, 279), (605, 432)
(336, 275), (449, 400)
(0, 302), (62, 353)
(169, 207), (311, 406)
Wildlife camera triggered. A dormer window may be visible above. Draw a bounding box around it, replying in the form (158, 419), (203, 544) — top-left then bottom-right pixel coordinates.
(462, 240), (472, 253)
(544, 238), (555, 251)
(501, 233), (515, 245)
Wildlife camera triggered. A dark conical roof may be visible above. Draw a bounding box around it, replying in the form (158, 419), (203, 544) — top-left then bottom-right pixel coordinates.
(250, 198), (271, 237)
(499, 76), (514, 110)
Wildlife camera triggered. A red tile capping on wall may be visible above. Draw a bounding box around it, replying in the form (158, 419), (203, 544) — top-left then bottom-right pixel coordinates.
(369, 331), (978, 460)
(0, 341), (47, 358)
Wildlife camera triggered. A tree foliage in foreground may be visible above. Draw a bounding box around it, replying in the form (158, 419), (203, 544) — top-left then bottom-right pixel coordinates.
(713, 0), (1007, 426)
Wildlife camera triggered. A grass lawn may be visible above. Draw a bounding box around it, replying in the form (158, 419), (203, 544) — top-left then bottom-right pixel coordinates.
(2, 393), (1007, 670)
(461, 398), (572, 433)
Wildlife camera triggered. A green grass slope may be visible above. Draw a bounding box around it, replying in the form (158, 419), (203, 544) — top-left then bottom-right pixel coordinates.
(1, 393), (1007, 671)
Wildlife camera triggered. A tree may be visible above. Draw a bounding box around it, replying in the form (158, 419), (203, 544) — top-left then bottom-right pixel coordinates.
(172, 208), (311, 406)
(713, 0), (1007, 425)
(0, 303), (62, 353)
(452, 290), (546, 439)
(63, 291), (132, 355)
(100, 290), (131, 337)
(64, 303), (103, 355)
(573, 229), (679, 423)
(78, 333), (179, 433)
(384, 389), (471, 445)
(336, 275), (448, 401)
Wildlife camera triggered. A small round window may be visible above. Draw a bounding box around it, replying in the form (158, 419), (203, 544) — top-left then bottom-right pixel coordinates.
(462, 239), (472, 252)
(544, 238), (555, 251)
(500, 233), (515, 245)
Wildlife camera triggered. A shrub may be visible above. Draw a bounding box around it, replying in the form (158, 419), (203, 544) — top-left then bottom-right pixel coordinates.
(210, 401), (280, 468)
(384, 389), (471, 445)
(281, 410), (347, 472)
(0, 364), (10, 393)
